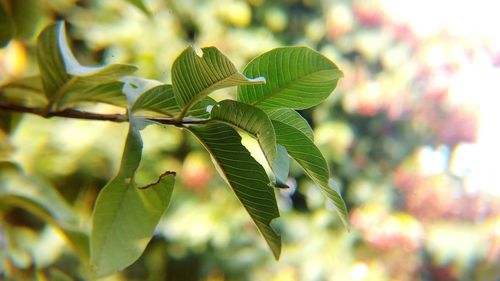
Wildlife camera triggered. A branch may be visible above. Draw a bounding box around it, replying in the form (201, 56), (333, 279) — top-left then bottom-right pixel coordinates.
(0, 101), (208, 126)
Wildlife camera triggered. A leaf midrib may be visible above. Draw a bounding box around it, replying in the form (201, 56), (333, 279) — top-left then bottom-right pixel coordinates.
(250, 69), (341, 107)
(189, 129), (275, 223)
(93, 178), (132, 265)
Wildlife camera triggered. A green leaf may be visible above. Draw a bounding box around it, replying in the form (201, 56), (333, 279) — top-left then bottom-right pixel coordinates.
(90, 126), (175, 278)
(273, 144), (290, 188)
(0, 76), (48, 107)
(272, 120), (349, 227)
(210, 100), (277, 167)
(267, 108), (313, 141)
(60, 81), (128, 107)
(0, 2), (15, 47)
(172, 46), (265, 116)
(36, 22), (136, 109)
(132, 85), (179, 116)
(188, 123), (281, 259)
(37, 22), (69, 100)
(188, 97), (217, 118)
(238, 47), (343, 110)
(131, 84), (217, 118)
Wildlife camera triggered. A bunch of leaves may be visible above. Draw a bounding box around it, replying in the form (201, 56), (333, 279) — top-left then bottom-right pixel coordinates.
(0, 21), (346, 278)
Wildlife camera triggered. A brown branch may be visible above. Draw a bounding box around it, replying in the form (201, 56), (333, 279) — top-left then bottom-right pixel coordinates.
(0, 101), (208, 126)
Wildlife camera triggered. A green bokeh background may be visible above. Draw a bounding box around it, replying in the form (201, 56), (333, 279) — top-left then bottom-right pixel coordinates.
(1, 0), (499, 280)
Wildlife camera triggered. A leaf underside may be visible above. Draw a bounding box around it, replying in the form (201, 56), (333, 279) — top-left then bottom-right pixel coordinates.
(188, 123), (281, 259)
(273, 144), (290, 187)
(132, 84), (179, 116)
(172, 46), (265, 114)
(272, 120), (349, 227)
(132, 84), (217, 118)
(91, 126), (175, 277)
(210, 100), (277, 167)
(36, 22), (136, 110)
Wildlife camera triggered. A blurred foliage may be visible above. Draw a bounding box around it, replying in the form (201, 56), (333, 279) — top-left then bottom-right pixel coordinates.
(1, 0), (499, 280)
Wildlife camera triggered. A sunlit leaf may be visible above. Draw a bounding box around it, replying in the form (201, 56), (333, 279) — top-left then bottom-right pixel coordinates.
(267, 108), (313, 141)
(91, 126), (175, 278)
(188, 123), (281, 259)
(272, 120), (349, 227)
(172, 46), (265, 116)
(238, 47), (343, 110)
(210, 100), (277, 167)
(0, 76), (47, 107)
(36, 22), (136, 110)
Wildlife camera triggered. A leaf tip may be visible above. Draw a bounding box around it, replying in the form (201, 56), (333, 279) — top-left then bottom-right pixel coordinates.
(191, 45), (204, 57)
(248, 76), (266, 84)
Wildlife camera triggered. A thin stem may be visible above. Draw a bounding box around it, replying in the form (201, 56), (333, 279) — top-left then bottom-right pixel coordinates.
(0, 101), (209, 126)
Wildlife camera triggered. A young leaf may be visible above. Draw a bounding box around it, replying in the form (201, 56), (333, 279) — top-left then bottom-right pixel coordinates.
(131, 84), (217, 118)
(238, 47), (343, 110)
(91, 126), (175, 277)
(210, 100), (277, 166)
(172, 46), (265, 117)
(36, 22), (136, 110)
(266, 108), (313, 141)
(132, 85), (180, 116)
(188, 123), (281, 259)
(272, 120), (349, 228)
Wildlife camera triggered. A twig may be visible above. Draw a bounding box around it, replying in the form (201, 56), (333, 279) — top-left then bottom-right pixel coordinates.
(0, 101), (208, 126)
